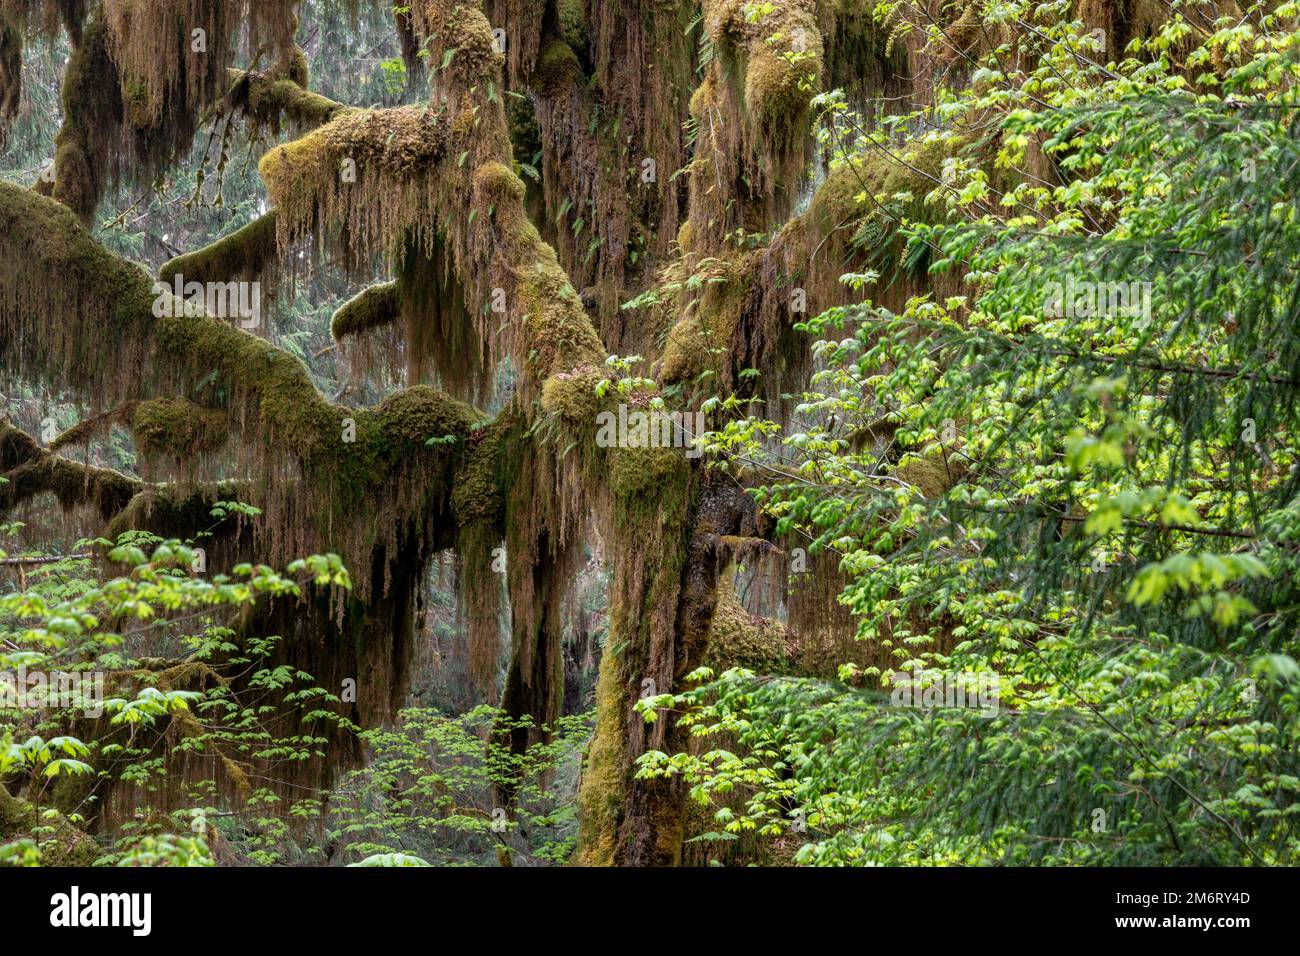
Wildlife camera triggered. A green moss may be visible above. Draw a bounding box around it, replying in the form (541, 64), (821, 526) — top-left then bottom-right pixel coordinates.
(809, 154), (890, 231)
(258, 127), (332, 203)
(744, 41), (818, 133)
(0, 785), (97, 865)
(659, 315), (709, 384)
(131, 397), (228, 459)
(675, 219), (694, 255)
(452, 416), (509, 526)
(531, 37), (581, 97)
(160, 211), (279, 286)
(895, 451), (965, 499)
(705, 576), (788, 672)
(0, 422), (140, 521)
(659, 258), (747, 386)
(260, 106), (448, 205)
(49, 16), (119, 223)
(539, 366), (604, 424)
(802, 133), (967, 282)
(701, 0), (823, 183)
(411, 1), (504, 89)
(245, 75), (351, 127)
(556, 0), (588, 54)
(610, 443), (692, 541)
(574, 646), (628, 866)
(122, 76), (151, 128)
(473, 159), (526, 204)
(288, 46), (310, 87)
(0, 785), (34, 839)
(331, 280), (399, 340)
(370, 384), (481, 450)
(688, 73), (714, 121)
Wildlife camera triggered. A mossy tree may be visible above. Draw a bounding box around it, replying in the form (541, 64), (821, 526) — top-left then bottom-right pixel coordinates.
(0, 0), (1093, 864)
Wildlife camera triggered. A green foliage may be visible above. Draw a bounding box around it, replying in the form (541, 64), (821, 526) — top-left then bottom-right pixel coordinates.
(664, 2), (1300, 865)
(1, 522), (356, 866)
(328, 705), (592, 866)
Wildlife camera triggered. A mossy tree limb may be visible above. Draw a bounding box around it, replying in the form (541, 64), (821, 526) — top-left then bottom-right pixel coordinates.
(159, 211), (279, 288)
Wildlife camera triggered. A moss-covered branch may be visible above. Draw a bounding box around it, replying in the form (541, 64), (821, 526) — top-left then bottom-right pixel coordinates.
(229, 68), (356, 130)
(0, 419), (139, 521)
(0, 179), (489, 598)
(260, 16), (605, 391)
(160, 211), (280, 287)
(0, 418), (252, 534)
(331, 280), (399, 341)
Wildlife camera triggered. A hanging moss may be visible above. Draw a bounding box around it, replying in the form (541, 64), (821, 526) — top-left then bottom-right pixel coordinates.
(45, 402), (133, 452)
(102, 479), (243, 543)
(822, 0), (908, 107)
(239, 73), (353, 130)
(0, 22), (19, 145)
(49, 14), (121, 223)
(452, 414), (510, 695)
(0, 178), (487, 601)
(471, 159), (606, 384)
(104, 0), (301, 126)
(411, 1), (505, 96)
(658, 255), (748, 387)
(514, 0), (697, 349)
(264, 9), (606, 401)
(47, 1), (291, 223)
(260, 104), (451, 270)
(1, 421), (141, 521)
(686, 0), (824, 253)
